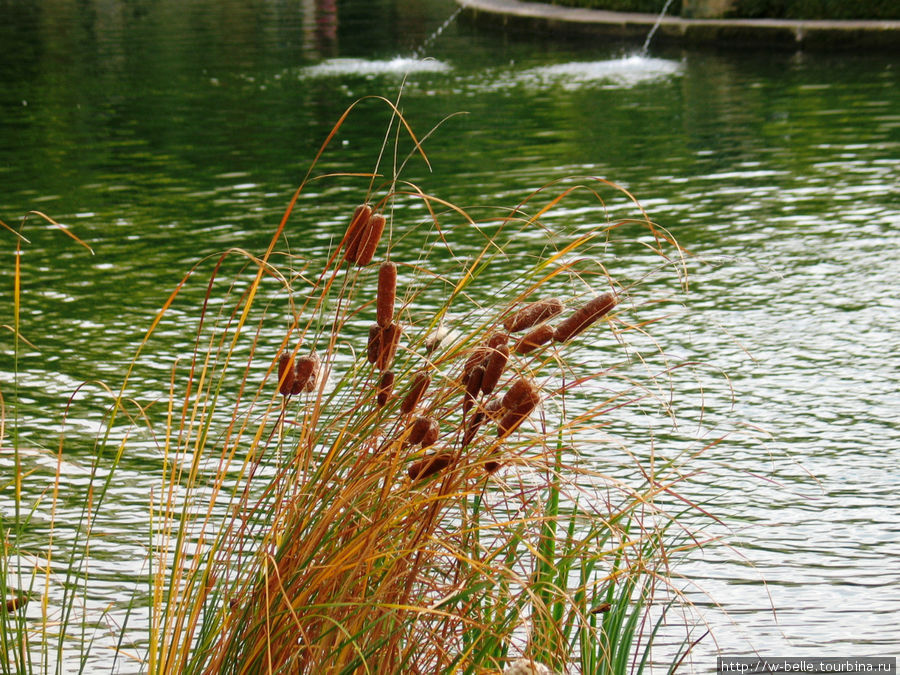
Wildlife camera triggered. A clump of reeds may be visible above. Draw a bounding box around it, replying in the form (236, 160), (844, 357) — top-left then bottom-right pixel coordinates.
(5, 102), (711, 674)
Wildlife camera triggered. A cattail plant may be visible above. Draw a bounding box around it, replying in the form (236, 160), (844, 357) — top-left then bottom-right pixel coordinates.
(39, 99), (715, 675)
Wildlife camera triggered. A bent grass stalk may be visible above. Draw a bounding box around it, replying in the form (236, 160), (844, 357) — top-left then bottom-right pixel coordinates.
(1, 98), (716, 674)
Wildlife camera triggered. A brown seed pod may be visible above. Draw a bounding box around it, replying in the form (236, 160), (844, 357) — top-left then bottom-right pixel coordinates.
(487, 332), (508, 350)
(513, 324), (555, 355)
(503, 297), (564, 333)
(356, 213), (387, 266)
(498, 408), (533, 437)
(4, 595), (27, 612)
(462, 410), (485, 447)
(343, 203), (372, 263)
(377, 370), (395, 407)
(367, 324), (381, 364)
(480, 343), (509, 396)
(277, 351), (295, 397)
(420, 419), (440, 448)
(376, 322), (401, 371)
(400, 371), (431, 415)
(463, 365), (485, 413)
(501, 378), (540, 415)
(294, 353), (321, 393)
(408, 415), (438, 446)
(376, 261), (397, 328)
(484, 454), (502, 473)
(553, 292), (617, 343)
(408, 452), (454, 481)
(462, 346), (489, 379)
(484, 396), (503, 420)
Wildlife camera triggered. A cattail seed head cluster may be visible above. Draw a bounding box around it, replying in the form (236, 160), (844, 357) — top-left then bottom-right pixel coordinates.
(343, 204), (386, 266)
(461, 333), (510, 412)
(279, 196), (621, 489)
(293, 353), (321, 393)
(343, 204), (372, 263)
(278, 350), (321, 396)
(408, 416), (439, 448)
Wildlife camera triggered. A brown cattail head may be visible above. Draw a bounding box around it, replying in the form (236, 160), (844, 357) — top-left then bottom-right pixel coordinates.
(553, 292), (617, 343)
(367, 324), (381, 364)
(462, 409), (485, 448)
(463, 365), (485, 413)
(294, 353), (321, 393)
(484, 396), (503, 420)
(497, 378), (540, 437)
(356, 213), (387, 266)
(513, 324), (555, 355)
(503, 297), (564, 333)
(498, 408), (532, 437)
(408, 452), (454, 481)
(343, 203), (372, 263)
(408, 415), (439, 447)
(377, 370), (395, 407)
(4, 595), (27, 612)
(487, 332), (508, 350)
(462, 346), (489, 379)
(420, 418), (440, 448)
(501, 377), (540, 415)
(376, 322), (401, 371)
(400, 371), (431, 415)
(480, 343), (509, 395)
(376, 261), (397, 328)
(484, 454), (502, 473)
(277, 351), (295, 397)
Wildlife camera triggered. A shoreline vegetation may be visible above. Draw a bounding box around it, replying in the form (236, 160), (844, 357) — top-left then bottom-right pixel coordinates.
(2, 98), (719, 673)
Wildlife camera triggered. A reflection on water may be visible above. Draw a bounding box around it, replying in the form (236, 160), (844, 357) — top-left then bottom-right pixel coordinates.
(1, 0), (899, 669)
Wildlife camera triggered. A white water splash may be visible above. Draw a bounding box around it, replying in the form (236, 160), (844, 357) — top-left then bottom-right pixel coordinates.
(519, 55), (682, 90)
(301, 56), (451, 78)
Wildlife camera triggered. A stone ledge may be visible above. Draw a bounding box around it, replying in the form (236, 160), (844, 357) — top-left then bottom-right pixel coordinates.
(455, 0), (900, 50)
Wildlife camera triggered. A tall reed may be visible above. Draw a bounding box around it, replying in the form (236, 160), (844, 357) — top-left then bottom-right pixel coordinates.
(1, 98), (712, 674)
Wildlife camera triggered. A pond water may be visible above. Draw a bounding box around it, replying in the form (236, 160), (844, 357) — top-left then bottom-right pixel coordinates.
(1, 0), (898, 670)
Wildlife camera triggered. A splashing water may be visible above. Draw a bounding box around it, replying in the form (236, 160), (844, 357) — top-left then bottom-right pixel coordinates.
(413, 6), (463, 59)
(641, 0), (676, 55)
